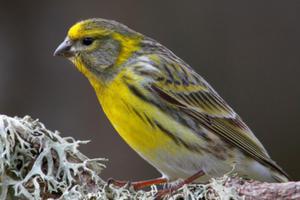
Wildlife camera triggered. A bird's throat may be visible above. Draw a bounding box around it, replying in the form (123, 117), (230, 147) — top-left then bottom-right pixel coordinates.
(72, 57), (106, 92)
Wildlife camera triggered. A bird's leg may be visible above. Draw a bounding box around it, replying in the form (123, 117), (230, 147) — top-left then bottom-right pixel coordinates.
(132, 177), (168, 190)
(155, 170), (205, 199)
(107, 177), (168, 190)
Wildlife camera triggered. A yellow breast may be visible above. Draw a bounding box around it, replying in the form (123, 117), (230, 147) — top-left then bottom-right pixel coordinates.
(94, 72), (174, 159)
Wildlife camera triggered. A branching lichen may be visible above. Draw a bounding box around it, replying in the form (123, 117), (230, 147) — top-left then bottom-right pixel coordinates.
(0, 115), (106, 200)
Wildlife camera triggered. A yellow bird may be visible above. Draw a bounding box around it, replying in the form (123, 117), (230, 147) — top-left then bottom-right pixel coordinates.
(54, 18), (289, 189)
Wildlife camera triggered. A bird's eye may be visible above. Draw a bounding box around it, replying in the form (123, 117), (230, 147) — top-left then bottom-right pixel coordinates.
(82, 37), (94, 46)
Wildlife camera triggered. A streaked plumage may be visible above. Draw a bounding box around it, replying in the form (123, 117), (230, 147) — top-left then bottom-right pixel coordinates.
(54, 18), (290, 183)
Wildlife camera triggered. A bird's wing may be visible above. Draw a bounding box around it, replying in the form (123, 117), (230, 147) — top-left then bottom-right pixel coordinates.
(138, 54), (289, 179)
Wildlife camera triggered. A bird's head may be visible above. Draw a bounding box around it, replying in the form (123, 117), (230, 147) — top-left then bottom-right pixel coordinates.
(54, 18), (143, 82)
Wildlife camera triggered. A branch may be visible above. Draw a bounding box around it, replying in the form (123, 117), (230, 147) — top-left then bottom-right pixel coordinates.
(224, 178), (300, 199)
(0, 114), (298, 200)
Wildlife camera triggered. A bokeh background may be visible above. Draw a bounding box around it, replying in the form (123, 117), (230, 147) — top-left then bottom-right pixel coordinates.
(1, 1), (299, 181)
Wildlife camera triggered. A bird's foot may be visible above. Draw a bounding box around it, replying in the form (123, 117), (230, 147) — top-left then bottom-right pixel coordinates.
(107, 177), (167, 191)
(155, 170), (205, 200)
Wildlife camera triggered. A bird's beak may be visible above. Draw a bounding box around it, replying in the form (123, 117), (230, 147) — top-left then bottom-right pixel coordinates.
(54, 37), (74, 57)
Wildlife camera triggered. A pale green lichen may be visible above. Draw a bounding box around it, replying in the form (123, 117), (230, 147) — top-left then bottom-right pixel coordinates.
(0, 115), (241, 200)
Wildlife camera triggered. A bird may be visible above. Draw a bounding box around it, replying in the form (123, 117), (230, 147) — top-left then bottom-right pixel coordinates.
(54, 18), (290, 189)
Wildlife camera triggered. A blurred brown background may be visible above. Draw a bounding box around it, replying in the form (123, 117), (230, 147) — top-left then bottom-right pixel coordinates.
(1, 1), (299, 181)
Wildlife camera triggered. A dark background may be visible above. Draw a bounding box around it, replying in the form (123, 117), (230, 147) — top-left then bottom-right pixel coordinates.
(1, 1), (299, 181)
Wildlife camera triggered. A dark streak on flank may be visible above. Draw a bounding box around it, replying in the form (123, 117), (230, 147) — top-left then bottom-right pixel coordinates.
(154, 120), (180, 146)
(126, 83), (152, 104)
(154, 120), (203, 153)
(132, 107), (147, 124)
(144, 113), (156, 128)
(125, 82), (164, 111)
(121, 98), (133, 112)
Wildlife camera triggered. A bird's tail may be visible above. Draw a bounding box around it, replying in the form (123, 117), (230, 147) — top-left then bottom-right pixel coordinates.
(271, 169), (291, 182)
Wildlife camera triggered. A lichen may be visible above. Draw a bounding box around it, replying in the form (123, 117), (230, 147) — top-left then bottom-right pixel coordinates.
(0, 115), (241, 200)
(0, 115), (105, 200)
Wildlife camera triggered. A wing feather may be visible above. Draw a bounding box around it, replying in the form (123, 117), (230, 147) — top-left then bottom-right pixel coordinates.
(138, 54), (289, 179)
